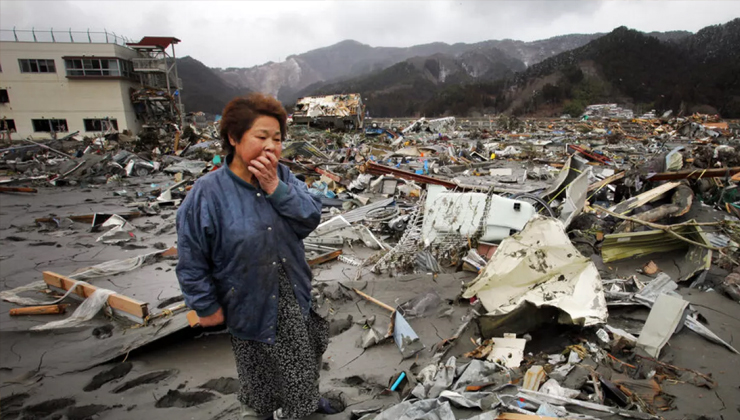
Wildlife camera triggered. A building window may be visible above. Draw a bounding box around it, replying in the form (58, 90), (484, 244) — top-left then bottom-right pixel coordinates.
(0, 89), (8, 103)
(32, 119), (68, 133)
(19, 59), (56, 73)
(0, 119), (16, 132)
(84, 118), (118, 131)
(64, 58), (135, 78)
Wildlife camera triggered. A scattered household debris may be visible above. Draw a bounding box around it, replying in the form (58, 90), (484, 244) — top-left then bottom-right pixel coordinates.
(2, 111), (740, 419)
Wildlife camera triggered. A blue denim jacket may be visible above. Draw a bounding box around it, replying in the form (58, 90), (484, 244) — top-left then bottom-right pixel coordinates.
(175, 157), (322, 344)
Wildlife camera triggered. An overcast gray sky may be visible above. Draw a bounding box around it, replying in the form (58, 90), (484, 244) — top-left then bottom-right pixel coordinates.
(1, 1), (738, 68)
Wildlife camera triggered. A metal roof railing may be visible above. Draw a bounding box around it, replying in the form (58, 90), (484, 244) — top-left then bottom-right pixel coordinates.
(0, 28), (132, 46)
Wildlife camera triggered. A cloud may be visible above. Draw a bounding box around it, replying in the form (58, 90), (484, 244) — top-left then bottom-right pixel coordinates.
(1, 0), (738, 68)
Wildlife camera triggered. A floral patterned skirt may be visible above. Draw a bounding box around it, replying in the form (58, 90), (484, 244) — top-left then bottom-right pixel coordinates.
(231, 268), (329, 418)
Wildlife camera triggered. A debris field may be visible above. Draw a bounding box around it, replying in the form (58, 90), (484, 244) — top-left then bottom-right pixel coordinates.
(1, 112), (740, 420)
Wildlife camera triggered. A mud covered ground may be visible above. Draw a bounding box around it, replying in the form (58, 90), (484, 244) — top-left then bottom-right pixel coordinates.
(1, 179), (739, 420)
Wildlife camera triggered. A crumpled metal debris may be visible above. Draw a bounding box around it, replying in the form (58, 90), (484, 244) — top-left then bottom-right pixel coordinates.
(463, 216), (608, 328)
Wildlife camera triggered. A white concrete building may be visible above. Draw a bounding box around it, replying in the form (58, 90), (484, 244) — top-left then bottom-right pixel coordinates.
(0, 30), (181, 141)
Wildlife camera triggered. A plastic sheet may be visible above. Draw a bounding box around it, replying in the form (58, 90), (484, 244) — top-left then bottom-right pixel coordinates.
(96, 214), (134, 244)
(0, 281), (53, 306)
(370, 399), (455, 420)
(438, 390), (499, 409)
(451, 360), (505, 392)
(31, 287), (116, 331)
(413, 357), (456, 399)
(399, 291), (442, 319)
(540, 378), (581, 399)
(1, 279), (88, 307)
(465, 411), (501, 420)
(70, 250), (163, 280)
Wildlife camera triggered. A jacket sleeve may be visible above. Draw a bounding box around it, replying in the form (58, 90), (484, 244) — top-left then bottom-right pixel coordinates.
(267, 164), (322, 239)
(175, 190), (221, 317)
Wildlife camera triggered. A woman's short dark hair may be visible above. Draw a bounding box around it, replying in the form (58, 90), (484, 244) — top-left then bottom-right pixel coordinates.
(219, 93), (287, 155)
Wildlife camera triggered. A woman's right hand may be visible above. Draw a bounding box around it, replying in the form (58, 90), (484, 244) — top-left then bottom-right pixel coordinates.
(199, 307), (225, 327)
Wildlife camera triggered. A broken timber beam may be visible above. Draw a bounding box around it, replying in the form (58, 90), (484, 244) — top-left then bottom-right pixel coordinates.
(0, 186), (38, 193)
(647, 167), (740, 181)
(568, 144), (613, 165)
(43, 271), (149, 321)
(10, 304), (69, 316)
(307, 249), (342, 266)
(353, 288), (395, 313)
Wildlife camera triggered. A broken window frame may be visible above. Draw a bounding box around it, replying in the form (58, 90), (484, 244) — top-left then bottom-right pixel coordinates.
(31, 119), (68, 133)
(18, 59), (56, 73)
(83, 118), (118, 132)
(0, 119), (16, 132)
(0, 89), (8, 103)
(64, 58), (135, 78)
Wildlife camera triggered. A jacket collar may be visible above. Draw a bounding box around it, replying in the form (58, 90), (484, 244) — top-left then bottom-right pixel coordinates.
(225, 154), (257, 190)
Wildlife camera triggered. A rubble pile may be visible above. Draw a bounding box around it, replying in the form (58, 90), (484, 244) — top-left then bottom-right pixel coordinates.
(2, 110), (740, 419)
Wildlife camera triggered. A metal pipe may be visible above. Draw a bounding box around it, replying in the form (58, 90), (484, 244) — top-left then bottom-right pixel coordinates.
(22, 138), (74, 159)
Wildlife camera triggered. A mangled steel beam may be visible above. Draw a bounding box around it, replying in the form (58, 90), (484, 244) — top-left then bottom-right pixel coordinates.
(363, 161), (461, 190)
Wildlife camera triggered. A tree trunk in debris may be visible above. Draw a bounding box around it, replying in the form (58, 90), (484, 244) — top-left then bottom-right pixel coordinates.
(722, 273), (740, 301)
(615, 185), (694, 233)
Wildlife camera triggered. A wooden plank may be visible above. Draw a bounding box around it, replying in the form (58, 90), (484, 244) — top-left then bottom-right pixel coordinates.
(0, 186), (38, 193)
(43, 271), (149, 319)
(588, 171), (625, 192)
(647, 166), (740, 181)
(307, 249), (342, 266)
(353, 288), (395, 313)
(174, 130), (181, 151)
(10, 304), (68, 316)
(314, 167), (342, 183)
(568, 144), (613, 165)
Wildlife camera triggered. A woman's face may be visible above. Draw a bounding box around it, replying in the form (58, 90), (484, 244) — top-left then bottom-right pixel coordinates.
(230, 115), (283, 164)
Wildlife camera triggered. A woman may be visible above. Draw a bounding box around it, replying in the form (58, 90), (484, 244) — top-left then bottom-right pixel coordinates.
(176, 94), (333, 419)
